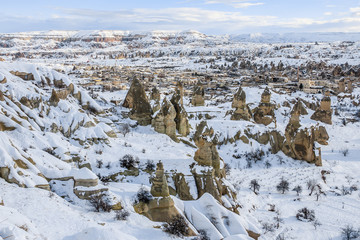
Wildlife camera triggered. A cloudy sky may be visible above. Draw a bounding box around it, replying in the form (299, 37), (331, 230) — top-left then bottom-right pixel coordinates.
(1, 0), (360, 34)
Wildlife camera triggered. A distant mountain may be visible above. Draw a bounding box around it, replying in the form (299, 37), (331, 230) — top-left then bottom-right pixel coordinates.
(229, 32), (360, 43)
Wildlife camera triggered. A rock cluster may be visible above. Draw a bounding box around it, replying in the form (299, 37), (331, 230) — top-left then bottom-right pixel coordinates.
(170, 82), (190, 136)
(123, 77), (153, 125)
(310, 96), (332, 124)
(231, 87), (252, 121)
(152, 98), (178, 141)
(253, 87), (275, 125)
(191, 82), (205, 106)
(135, 162), (181, 223)
(190, 121), (239, 212)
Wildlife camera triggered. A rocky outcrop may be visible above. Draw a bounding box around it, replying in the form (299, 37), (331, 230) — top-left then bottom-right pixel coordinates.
(150, 87), (160, 102)
(193, 121), (221, 176)
(172, 173), (193, 200)
(231, 86), (252, 121)
(49, 89), (60, 107)
(310, 96), (332, 124)
(135, 162), (182, 224)
(253, 87), (275, 126)
(338, 78), (345, 93)
(313, 125), (329, 145)
(0, 91), (4, 101)
(191, 82), (205, 106)
(190, 121), (239, 213)
(123, 77), (153, 125)
(152, 98), (178, 141)
(282, 128), (322, 166)
(10, 71), (34, 81)
(170, 83), (190, 136)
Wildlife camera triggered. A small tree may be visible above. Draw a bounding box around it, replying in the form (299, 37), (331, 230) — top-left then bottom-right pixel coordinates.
(276, 178), (290, 194)
(163, 215), (189, 237)
(341, 225), (360, 240)
(89, 193), (112, 212)
(293, 185), (302, 196)
(249, 179), (260, 194)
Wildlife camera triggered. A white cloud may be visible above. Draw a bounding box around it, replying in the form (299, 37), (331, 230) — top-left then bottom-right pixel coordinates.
(204, 0), (264, 8)
(324, 12), (333, 16)
(1, 5), (360, 34)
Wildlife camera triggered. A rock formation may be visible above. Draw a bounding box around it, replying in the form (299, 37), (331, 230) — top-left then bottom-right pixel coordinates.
(150, 87), (160, 102)
(49, 89), (60, 107)
(190, 121), (239, 212)
(338, 78), (345, 93)
(231, 86), (252, 121)
(0, 91), (4, 101)
(191, 82), (205, 106)
(123, 77), (153, 125)
(193, 121), (221, 176)
(135, 162), (181, 223)
(310, 96), (332, 124)
(170, 83), (190, 136)
(152, 98), (178, 141)
(253, 87), (275, 125)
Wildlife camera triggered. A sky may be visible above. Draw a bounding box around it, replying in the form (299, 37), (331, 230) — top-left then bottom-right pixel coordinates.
(1, 0), (360, 34)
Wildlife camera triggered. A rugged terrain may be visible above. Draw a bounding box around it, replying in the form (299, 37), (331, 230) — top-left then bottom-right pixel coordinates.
(0, 31), (360, 240)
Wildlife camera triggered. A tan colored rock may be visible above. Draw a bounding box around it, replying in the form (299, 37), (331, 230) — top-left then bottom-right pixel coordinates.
(191, 82), (205, 106)
(74, 187), (108, 200)
(0, 91), (4, 101)
(310, 96), (332, 124)
(313, 126), (329, 145)
(49, 89), (60, 107)
(134, 197), (180, 223)
(10, 71), (34, 81)
(192, 169), (222, 202)
(151, 161), (170, 198)
(0, 77), (6, 84)
(150, 87), (160, 102)
(253, 87), (275, 126)
(170, 85), (190, 136)
(193, 121), (221, 176)
(347, 81), (353, 93)
(282, 128), (322, 166)
(135, 162), (184, 224)
(261, 87), (271, 103)
(152, 99), (177, 141)
(172, 173), (193, 200)
(338, 78), (345, 93)
(231, 87), (252, 121)
(123, 77), (153, 125)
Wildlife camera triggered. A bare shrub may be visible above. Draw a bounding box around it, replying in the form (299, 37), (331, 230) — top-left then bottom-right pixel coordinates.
(120, 154), (140, 169)
(134, 187), (153, 204)
(296, 208), (315, 222)
(89, 193), (112, 212)
(163, 215), (189, 237)
(115, 209), (130, 221)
